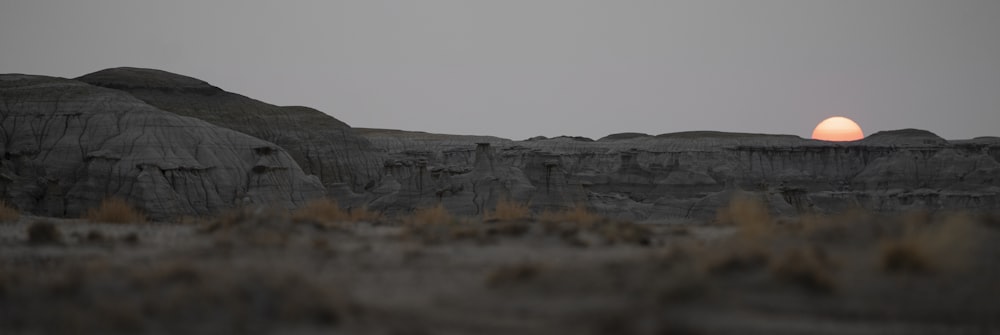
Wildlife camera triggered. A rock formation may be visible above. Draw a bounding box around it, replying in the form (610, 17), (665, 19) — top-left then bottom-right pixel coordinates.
(77, 68), (384, 198)
(2, 67), (998, 221)
(0, 74), (325, 220)
(356, 128), (1000, 220)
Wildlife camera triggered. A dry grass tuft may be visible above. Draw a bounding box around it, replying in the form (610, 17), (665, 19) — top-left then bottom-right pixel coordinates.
(400, 206), (489, 244)
(537, 206), (653, 246)
(784, 210), (896, 244)
(201, 207), (294, 247)
(796, 214), (849, 241)
(292, 198), (380, 228)
(716, 195), (773, 238)
(345, 206), (381, 223)
(486, 198), (532, 222)
(595, 222), (653, 246)
(27, 221), (62, 245)
(880, 240), (932, 274)
(0, 201), (20, 223)
(85, 198), (146, 224)
(539, 205), (603, 226)
(293, 198), (348, 223)
(878, 213), (979, 274)
(770, 246), (838, 293)
(405, 204), (454, 226)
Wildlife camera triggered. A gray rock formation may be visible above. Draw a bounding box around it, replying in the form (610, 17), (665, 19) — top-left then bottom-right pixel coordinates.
(0, 74), (325, 220)
(3, 67), (997, 221)
(77, 68), (384, 199)
(356, 128), (1000, 220)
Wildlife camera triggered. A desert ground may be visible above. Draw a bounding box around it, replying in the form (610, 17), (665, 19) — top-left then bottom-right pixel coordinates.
(1, 199), (998, 334)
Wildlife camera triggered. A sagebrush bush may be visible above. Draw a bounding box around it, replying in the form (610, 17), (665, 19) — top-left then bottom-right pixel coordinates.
(486, 198), (532, 222)
(539, 205), (603, 226)
(716, 195), (773, 238)
(85, 198), (146, 224)
(880, 240), (932, 274)
(346, 206), (381, 223)
(405, 204), (454, 225)
(293, 198), (380, 224)
(202, 207), (293, 247)
(0, 201), (20, 223)
(293, 198), (348, 223)
(879, 213), (979, 274)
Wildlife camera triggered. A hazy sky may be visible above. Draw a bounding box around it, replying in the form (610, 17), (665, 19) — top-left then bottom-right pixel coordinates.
(2, 1), (999, 140)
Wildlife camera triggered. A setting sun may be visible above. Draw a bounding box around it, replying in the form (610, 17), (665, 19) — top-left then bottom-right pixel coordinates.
(812, 116), (864, 141)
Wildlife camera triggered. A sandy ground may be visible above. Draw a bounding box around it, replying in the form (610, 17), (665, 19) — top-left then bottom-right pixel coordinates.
(1, 209), (999, 334)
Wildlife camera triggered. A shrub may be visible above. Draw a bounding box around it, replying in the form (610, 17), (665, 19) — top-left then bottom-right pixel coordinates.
(0, 201), (20, 223)
(293, 198), (380, 225)
(202, 207), (284, 233)
(85, 198), (146, 224)
(27, 221), (62, 245)
(486, 199), (532, 222)
(716, 195), (772, 238)
(537, 206), (651, 246)
(539, 205), (603, 226)
(293, 198), (348, 223)
(880, 240), (932, 274)
(345, 206), (381, 223)
(878, 213), (979, 274)
(594, 222), (653, 246)
(405, 204), (453, 226)
(202, 207), (292, 248)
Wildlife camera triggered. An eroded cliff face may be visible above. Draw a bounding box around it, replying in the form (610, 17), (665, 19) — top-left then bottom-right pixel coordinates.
(357, 129), (1000, 220)
(77, 68), (384, 197)
(3, 68), (997, 221)
(0, 74), (325, 220)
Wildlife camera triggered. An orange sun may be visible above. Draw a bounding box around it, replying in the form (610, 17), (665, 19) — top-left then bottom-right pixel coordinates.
(812, 116), (864, 141)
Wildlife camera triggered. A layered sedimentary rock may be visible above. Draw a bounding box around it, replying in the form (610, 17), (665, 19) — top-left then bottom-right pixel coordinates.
(77, 68), (384, 197)
(0, 74), (325, 220)
(3, 68), (997, 221)
(356, 128), (1000, 220)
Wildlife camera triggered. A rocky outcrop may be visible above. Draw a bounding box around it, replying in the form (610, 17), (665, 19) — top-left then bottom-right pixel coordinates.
(0, 74), (325, 220)
(3, 67), (997, 221)
(77, 68), (384, 198)
(356, 128), (1000, 220)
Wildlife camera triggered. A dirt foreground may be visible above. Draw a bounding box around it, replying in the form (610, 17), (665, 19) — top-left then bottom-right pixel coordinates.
(1, 205), (999, 334)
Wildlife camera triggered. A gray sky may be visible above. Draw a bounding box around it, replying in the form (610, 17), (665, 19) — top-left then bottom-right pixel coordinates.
(2, 1), (999, 140)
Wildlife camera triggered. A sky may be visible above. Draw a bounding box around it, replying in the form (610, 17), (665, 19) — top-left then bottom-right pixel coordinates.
(2, 1), (999, 140)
